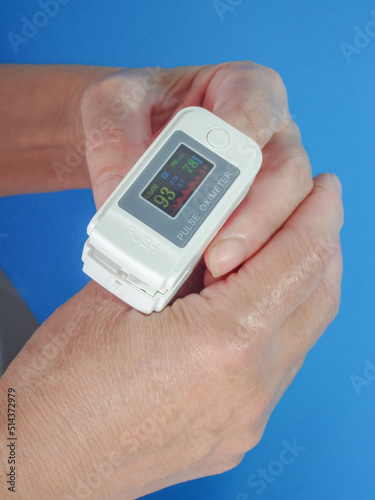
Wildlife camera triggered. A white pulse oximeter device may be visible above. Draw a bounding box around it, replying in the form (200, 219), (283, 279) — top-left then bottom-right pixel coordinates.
(82, 107), (262, 314)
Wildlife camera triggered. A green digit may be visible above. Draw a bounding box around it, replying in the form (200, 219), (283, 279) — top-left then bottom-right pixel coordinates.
(160, 187), (175, 200)
(183, 159), (199, 173)
(154, 195), (169, 208)
(188, 159), (198, 169)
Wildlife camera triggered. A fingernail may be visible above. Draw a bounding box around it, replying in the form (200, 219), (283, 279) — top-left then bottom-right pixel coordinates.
(95, 174), (124, 208)
(330, 173), (342, 196)
(210, 237), (248, 278)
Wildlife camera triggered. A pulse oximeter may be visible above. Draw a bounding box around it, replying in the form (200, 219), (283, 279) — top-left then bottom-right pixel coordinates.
(82, 107), (262, 313)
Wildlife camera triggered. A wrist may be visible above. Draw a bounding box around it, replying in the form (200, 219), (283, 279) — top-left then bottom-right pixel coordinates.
(53, 65), (121, 191)
(0, 289), (149, 500)
(0, 64), (120, 196)
(0, 329), (106, 500)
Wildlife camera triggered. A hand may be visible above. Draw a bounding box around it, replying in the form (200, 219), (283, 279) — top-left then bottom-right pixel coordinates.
(0, 172), (343, 500)
(80, 61), (314, 287)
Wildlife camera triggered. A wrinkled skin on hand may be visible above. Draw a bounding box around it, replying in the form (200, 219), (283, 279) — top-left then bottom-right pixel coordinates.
(81, 61), (316, 280)
(0, 62), (343, 500)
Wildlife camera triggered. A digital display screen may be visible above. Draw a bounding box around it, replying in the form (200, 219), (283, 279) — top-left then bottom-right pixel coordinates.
(141, 144), (214, 217)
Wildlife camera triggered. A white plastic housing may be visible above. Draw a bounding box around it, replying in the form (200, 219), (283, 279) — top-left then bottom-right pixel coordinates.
(82, 107), (262, 314)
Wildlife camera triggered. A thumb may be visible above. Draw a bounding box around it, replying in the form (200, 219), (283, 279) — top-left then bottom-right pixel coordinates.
(81, 72), (153, 209)
(94, 173), (125, 210)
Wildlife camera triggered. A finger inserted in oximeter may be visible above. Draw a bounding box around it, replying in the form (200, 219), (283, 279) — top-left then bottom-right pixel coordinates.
(82, 107), (262, 314)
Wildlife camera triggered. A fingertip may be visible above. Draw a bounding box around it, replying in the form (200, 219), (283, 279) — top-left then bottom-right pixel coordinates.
(313, 173), (344, 230)
(314, 172), (342, 197)
(329, 173), (342, 196)
(206, 237), (248, 278)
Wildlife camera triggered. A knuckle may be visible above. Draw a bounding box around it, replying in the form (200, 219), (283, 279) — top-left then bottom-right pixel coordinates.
(215, 61), (288, 146)
(321, 276), (342, 322)
(243, 92), (273, 119)
(225, 427), (266, 461)
(247, 387), (275, 422)
(229, 61), (285, 92)
(262, 65), (286, 91)
(224, 453), (246, 472)
(81, 75), (125, 119)
(243, 100), (274, 144)
(207, 454), (245, 475)
(221, 92), (273, 138)
(288, 120), (302, 139)
(282, 150), (313, 198)
(243, 426), (265, 451)
(81, 77), (111, 110)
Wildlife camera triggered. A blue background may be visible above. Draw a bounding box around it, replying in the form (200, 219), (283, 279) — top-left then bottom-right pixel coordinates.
(0, 1), (374, 499)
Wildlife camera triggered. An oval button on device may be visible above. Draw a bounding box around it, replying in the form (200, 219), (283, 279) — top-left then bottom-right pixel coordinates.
(207, 128), (230, 149)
